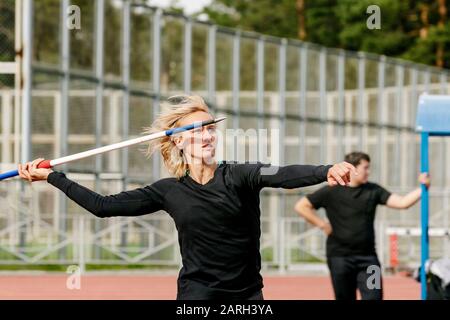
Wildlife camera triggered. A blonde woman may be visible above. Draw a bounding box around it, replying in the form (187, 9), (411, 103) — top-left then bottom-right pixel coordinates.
(18, 95), (356, 300)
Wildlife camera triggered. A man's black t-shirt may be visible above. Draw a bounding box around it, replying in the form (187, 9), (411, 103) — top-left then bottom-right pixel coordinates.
(47, 161), (332, 299)
(306, 183), (391, 257)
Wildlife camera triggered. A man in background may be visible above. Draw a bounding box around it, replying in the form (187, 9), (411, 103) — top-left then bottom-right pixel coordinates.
(295, 151), (430, 300)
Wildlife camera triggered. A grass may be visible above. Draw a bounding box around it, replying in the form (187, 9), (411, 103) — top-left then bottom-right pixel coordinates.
(0, 245), (323, 272)
(261, 247), (324, 264)
(0, 264), (179, 272)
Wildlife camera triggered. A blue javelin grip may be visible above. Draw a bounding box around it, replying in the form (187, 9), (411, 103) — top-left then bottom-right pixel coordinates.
(0, 159), (52, 181)
(0, 169), (19, 181)
(165, 118), (222, 136)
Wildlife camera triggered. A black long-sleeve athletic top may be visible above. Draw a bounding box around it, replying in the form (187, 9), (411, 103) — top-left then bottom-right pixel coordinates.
(47, 161), (332, 300)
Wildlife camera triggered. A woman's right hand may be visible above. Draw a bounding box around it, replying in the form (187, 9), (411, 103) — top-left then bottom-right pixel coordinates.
(18, 158), (53, 182)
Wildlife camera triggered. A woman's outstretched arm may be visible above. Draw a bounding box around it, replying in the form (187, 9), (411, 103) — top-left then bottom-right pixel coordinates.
(47, 172), (167, 218)
(234, 162), (356, 190)
(257, 164), (332, 188)
(18, 158), (168, 218)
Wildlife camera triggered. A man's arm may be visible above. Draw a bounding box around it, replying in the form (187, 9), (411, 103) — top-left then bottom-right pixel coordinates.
(294, 197), (332, 235)
(386, 173), (430, 209)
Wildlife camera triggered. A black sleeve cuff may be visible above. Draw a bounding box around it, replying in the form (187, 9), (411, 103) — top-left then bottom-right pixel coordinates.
(314, 165), (333, 181)
(47, 171), (66, 185)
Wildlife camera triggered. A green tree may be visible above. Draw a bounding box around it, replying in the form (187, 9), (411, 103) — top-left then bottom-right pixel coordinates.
(0, 0), (15, 62)
(202, 0), (450, 68)
(0, 0), (15, 87)
(302, 0), (340, 48)
(402, 0), (450, 67)
(202, 0), (299, 39)
(336, 0), (412, 57)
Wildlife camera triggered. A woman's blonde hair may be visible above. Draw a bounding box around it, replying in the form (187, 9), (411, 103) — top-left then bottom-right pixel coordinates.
(142, 95), (213, 179)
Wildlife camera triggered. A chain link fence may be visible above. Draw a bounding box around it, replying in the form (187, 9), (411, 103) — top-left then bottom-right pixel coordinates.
(0, 0), (449, 271)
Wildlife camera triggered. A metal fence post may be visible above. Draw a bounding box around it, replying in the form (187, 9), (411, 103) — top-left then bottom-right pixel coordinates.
(58, 0), (70, 259)
(78, 215), (86, 274)
(299, 44), (307, 164)
(93, 0), (105, 260)
(394, 64), (404, 187)
(232, 31), (240, 131)
(256, 37), (264, 134)
(152, 9), (162, 182)
(319, 48), (326, 163)
(439, 73), (447, 189)
(377, 55), (386, 183)
(277, 39), (287, 272)
(13, 0), (23, 164)
(21, 0), (33, 165)
(120, 0), (131, 251)
(279, 218), (286, 275)
(410, 68), (418, 187)
(18, 0), (35, 253)
(337, 50), (345, 161)
(207, 25), (216, 104)
(183, 18), (192, 94)
(357, 52), (365, 150)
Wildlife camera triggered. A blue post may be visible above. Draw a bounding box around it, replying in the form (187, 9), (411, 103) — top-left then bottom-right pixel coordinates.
(420, 132), (429, 300)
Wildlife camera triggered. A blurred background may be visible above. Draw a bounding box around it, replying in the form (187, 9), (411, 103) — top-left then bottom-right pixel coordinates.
(0, 0), (449, 298)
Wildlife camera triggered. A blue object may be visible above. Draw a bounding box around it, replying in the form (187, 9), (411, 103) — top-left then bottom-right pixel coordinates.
(420, 132), (429, 300)
(165, 118), (216, 136)
(0, 169), (19, 181)
(416, 94), (450, 136)
(416, 93), (450, 299)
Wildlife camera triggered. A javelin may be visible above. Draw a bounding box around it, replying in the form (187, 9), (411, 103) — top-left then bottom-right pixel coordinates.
(0, 117), (226, 181)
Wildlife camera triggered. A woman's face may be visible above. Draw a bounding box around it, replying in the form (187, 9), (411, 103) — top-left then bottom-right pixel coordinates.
(173, 111), (217, 165)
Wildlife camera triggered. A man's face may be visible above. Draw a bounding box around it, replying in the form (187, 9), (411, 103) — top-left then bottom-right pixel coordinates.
(352, 159), (370, 184)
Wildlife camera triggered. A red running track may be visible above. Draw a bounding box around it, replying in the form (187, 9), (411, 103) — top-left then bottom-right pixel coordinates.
(0, 274), (420, 300)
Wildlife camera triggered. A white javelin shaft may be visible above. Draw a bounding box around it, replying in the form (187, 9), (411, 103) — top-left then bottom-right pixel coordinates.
(49, 117), (226, 167)
(50, 131), (166, 167)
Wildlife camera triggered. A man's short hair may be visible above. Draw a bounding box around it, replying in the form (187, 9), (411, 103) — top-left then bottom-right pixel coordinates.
(344, 152), (370, 167)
